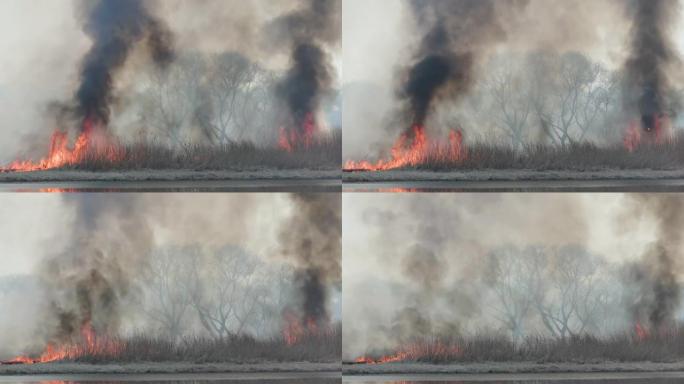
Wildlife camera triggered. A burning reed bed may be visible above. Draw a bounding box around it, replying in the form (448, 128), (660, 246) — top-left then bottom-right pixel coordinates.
(27, 325), (341, 364)
(356, 327), (684, 364)
(352, 133), (684, 172)
(7, 131), (341, 172)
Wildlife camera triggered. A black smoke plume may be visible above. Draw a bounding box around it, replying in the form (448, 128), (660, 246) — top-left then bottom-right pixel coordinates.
(622, 0), (680, 131)
(624, 195), (683, 330)
(76, 0), (175, 127)
(269, 0), (341, 132)
(400, 0), (526, 135)
(278, 193), (341, 325)
(41, 195), (152, 342)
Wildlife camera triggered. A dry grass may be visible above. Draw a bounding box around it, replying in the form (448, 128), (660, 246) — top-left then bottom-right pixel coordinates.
(66, 132), (341, 171)
(361, 327), (684, 364)
(401, 134), (684, 171)
(68, 324), (341, 364)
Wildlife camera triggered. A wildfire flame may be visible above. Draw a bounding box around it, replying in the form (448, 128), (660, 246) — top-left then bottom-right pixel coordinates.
(2, 117), (122, 172)
(354, 341), (462, 364)
(343, 125), (466, 171)
(635, 322), (650, 342)
(1, 322), (121, 365)
(281, 311), (330, 346)
(278, 113), (318, 152)
(623, 115), (671, 152)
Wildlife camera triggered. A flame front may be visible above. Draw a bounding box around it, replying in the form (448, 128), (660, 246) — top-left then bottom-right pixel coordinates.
(634, 322), (650, 341)
(278, 113), (318, 152)
(623, 115), (671, 152)
(354, 341), (462, 364)
(344, 125), (466, 171)
(281, 311), (331, 346)
(2, 322), (122, 365)
(2, 117), (122, 172)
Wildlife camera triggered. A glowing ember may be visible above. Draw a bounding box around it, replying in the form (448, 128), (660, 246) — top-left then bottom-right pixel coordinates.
(354, 341), (462, 364)
(1, 322), (122, 365)
(343, 125), (466, 171)
(278, 113), (318, 152)
(2, 117), (121, 172)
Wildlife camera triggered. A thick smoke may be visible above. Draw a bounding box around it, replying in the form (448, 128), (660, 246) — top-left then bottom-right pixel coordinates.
(400, 0), (527, 132)
(278, 193), (341, 326)
(624, 195), (683, 329)
(269, 0), (341, 130)
(75, 0), (174, 126)
(40, 195), (152, 343)
(622, 0), (680, 131)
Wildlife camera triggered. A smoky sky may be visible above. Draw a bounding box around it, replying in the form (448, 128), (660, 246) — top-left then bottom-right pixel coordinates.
(398, 0), (527, 132)
(75, 0), (175, 126)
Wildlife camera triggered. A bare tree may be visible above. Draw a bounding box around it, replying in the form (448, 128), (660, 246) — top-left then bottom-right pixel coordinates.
(187, 245), (269, 339)
(143, 54), (209, 146)
(526, 52), (612, 146)
(142, 246), (193, 339)
(485, 59), (533, 149)
(252, 264), (295, 337)
(487, 246), (543, 341)
(532, 245), (603, 339)
(207, 52), (260, 143)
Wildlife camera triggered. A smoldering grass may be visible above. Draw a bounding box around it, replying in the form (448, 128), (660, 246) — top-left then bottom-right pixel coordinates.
(69, 324), (341, 364)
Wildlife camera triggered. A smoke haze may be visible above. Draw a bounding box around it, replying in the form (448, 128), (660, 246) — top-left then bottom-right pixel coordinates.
(0, 0), (341, 163)
(0, 193), (341, 359)
(343, 193), (682, 360)
(342, 0), (684, 160)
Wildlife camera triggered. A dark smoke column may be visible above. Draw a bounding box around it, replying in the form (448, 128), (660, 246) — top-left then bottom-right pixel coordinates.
(41, 195), (153, 343)
(399, 0), (523, 137)
(278, 193), (341, 328)
(622, 0), (679, 132)
(268, 0), (341, 146)
(625, 195), (683, 332)
(76, 0), (174, 128)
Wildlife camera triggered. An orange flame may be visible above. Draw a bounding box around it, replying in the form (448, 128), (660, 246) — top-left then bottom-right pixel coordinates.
(278, 113), (318, 152)
(354, 341), (462, 364)
(2, 322), (122, 365)
(635, 322), (650, 341)
(623, 115), (671, 152)
(2, 117), (122, 172)
(344, 125), (466, 171)
(281, 311), (330, 346)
